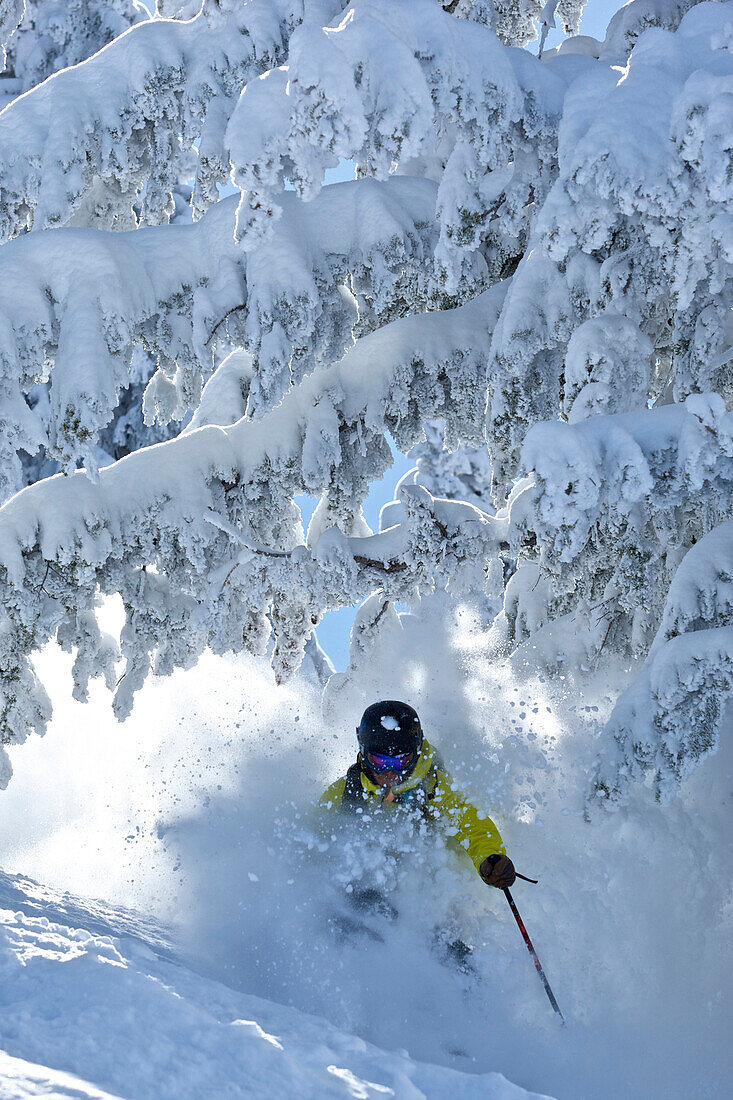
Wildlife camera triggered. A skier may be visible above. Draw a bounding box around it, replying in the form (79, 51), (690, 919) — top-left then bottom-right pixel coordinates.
(319, 701), (564, 1007)
(319, 700), (516, 890)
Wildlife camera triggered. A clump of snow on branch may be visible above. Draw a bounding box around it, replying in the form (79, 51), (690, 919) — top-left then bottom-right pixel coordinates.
(509, 395), (733, 662)
(3, 0), (145, 91)
(408, 421), (494, 512)
(593, 511), (733, 804)
(234, 176), (468, 414)
(0, 198), (242, 498)
(600, 0), (704, 58)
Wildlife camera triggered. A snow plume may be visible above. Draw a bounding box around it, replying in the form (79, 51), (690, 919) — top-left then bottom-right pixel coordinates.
(0, 284), (507, 784)
(2, 647), (549, 1099)
(1, 612), (730, 1098)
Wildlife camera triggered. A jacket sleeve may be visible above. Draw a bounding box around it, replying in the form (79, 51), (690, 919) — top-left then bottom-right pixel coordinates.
(430, 768), (505, 873)
(318, 776), (347, 809)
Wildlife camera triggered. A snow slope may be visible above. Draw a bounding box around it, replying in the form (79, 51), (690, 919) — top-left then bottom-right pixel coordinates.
(0, 871), (549, 1100)
(0, 633), (730, 1099)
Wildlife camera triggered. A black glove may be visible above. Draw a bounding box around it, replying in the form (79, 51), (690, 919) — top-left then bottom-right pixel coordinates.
(480, 853), (516, 888)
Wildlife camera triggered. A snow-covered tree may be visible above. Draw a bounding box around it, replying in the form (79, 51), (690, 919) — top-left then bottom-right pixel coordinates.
(2, 0), (146, 93)
(0, 1), (23, 68)
(0, 0), (732, 808)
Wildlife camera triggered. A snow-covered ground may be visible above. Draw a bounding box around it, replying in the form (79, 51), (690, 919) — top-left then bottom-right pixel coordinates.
(0, 622), (730, 1099)
(1, 870), (550, 1100)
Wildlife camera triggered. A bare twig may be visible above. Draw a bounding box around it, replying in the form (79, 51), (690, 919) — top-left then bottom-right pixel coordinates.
(33, 562), (50, 592)
(353, 554), (408, 574)
(373, 599), (390, 626)
(204, 510), (292, 557)
(33, 562), (58, 599)
(204, 302), (246, 348)
(220, 562), (241, 592)
(592, 614), (618, 669)
(433, 516), (450, 540)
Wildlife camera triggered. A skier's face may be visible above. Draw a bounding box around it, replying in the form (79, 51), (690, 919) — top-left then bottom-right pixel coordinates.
(364, 749), (416, 789)
(372, 768), (400, 788)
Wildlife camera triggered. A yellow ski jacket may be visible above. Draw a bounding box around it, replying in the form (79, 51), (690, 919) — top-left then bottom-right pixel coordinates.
(319, 738), (505, 876)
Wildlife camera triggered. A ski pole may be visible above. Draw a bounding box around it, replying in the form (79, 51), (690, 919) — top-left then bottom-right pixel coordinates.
(503, 886), (565, 1025)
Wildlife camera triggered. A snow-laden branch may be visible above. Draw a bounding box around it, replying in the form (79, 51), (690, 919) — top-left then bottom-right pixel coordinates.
(599, 0), (704, 60)
(0, 283), (507, 783)
(590, 510), (733, 805)
(488, 1), (733, 494)
(0, 0), (23, 63)
(502, 394), (733, 663)
(227, 0), (576, 286)
(233, 176), (466, 413)
(654, 521), (733, 650)
(0, 176), (449, 500)
(0, 0), (346, 237)
(0, 196), (242, 498)
(594, 622), (733, 806)
(442, 0), (588, 48)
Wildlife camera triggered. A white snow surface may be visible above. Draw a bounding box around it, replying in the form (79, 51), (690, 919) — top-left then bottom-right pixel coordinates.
(0, 872), (547, 1100)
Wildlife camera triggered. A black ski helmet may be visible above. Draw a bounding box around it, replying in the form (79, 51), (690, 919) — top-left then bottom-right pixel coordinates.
(357, 700), (423, 759)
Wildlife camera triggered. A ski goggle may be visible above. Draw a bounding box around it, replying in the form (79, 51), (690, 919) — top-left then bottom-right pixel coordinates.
(366, 750), (415, 774)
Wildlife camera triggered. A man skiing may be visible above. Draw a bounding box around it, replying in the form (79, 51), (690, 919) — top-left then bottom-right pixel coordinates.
(320, 700), (516, 890)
